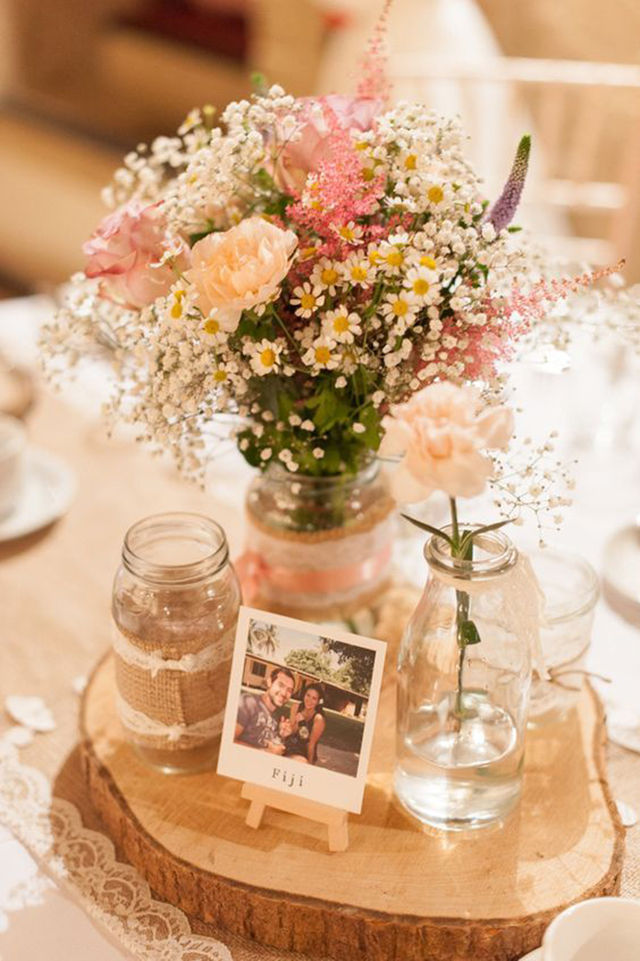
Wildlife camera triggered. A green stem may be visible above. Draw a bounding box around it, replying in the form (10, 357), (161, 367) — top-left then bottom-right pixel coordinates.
(449, 497), (460, 550)
(450, 496), (467, 724)
(455, 644), (466, 719)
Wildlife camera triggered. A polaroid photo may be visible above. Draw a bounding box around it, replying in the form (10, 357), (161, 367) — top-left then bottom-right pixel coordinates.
(217, 606), (387, 814)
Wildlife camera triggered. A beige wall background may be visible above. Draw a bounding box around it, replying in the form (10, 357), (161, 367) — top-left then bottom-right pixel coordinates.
(0, 0), (639, 289)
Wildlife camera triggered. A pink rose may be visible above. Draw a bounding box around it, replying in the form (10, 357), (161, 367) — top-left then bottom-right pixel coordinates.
(185, 217), (297, 330)
(380, 382), (514, 503)
(84, 202), (182, 309)
(274, 95), (381, 193)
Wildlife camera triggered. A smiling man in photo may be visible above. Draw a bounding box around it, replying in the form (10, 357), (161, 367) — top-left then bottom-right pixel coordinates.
(235, 667), (295, 754)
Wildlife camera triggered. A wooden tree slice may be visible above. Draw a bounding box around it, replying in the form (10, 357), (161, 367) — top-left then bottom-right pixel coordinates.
(80, 656), (624, 961)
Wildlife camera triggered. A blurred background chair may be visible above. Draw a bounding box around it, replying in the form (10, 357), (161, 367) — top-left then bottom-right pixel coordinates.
(389, 53), (640, 269)
(0, 0), (640, 290)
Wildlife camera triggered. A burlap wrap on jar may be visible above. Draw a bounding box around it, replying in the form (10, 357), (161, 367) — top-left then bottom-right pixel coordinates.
(113, 624), (235, 752)
(241, 463), (397, 621)
(111, 513), (241, 773)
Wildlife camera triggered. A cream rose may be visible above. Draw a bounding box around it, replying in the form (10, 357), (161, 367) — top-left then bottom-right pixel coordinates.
(380, 382), (514, 503)
(185, 218), (297, 330)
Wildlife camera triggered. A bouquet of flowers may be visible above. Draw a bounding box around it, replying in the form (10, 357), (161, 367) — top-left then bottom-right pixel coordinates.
(45, 2), (634, 620)
(47, 40), (547, 483)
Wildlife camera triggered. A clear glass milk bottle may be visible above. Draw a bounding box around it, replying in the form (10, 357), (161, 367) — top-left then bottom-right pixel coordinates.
(395, 528), (534, 830)
(112, 512), (241, 773)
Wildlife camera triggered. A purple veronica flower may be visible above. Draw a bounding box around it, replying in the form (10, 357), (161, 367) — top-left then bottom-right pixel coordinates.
(487, 135), (531, 232)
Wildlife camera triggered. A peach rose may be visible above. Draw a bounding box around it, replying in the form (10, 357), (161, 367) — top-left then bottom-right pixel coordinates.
(185, 217), (297, 330)
(380, 382), (514, 503)
(274, 95), (381, 194)
(83, 202), (181, 309)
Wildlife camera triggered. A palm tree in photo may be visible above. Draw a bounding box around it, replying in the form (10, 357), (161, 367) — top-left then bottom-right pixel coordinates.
(248, 621), (279, 656)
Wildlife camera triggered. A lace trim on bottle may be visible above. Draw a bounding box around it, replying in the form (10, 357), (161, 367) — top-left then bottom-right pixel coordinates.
(0, 739), (233, 960)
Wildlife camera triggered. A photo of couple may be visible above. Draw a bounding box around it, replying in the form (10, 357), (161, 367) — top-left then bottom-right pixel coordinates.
(235, 668), (326, 765)
(232, 617), (378, 778)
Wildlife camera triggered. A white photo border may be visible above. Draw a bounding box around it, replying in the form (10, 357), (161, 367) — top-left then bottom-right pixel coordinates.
(217, 606), (387, 814)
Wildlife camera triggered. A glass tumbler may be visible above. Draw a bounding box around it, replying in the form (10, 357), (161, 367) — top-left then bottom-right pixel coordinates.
(527, 548), (599, 726)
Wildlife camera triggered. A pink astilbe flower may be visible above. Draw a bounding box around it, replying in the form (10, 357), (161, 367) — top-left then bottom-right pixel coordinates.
(356, 0), (394, 103)
(288, 104), (385, 251)
(487, 262), (625, 331)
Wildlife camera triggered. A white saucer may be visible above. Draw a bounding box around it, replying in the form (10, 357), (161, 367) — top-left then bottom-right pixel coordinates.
(520, 950), (542, 961)
(0, 446), (76, 541)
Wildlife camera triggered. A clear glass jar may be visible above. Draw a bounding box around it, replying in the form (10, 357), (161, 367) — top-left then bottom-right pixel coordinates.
(244, 461), (396, 621)
(112, 512), (241, 774)
(395, 528), (531, 830)
(528, 549), (599, 726)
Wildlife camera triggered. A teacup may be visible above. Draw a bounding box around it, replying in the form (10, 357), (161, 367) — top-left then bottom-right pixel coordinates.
(0, 413), (26, 517)
(543, 897), (640, 960)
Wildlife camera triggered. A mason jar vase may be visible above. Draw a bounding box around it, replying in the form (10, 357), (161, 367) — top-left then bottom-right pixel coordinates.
(244, 460), (396, 621)
(112, 512), (241, 773)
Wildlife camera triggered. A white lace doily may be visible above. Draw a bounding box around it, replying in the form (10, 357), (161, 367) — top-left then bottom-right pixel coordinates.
(0, 738), (233, 961)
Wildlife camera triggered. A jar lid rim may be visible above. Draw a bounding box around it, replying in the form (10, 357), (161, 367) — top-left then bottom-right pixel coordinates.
(425, 525), (518, 579)
(122, 512), (229, 584)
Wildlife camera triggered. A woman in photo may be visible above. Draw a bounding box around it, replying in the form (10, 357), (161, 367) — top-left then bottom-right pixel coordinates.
(282, 682), (326, 765)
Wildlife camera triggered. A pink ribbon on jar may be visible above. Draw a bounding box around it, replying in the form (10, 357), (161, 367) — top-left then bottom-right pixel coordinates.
(234, 544), (392, 603)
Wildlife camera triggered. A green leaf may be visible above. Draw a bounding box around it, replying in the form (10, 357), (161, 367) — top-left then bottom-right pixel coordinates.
(400, 514), (454, 547)
(254, 166), (276, 191)
(459, 518), (513, 554)
(310, 388), (350, 434)
(251, 72), (269, 94)
(460, 531), (474, 561)
(460, 619), (482, 646)
(277, 393), (294, 421)
(358, 405), (382, 450)
(322, 445), (342, 473)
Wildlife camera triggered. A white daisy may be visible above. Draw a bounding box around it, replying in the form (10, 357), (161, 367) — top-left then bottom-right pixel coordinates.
(341, 253), (375, 288)
(403, 267), (441, 305)
(302, 336), (339, 372)
(378, 242), (407, 275)
(381, 292), (420, 326)
(310, 259), (342, 295)
(291, 282), (324, 318)
(201, 314), (228, 345)
(322, 307), (362, 344)
(335, 221), (364, 244)
(248, 338), (283, 376)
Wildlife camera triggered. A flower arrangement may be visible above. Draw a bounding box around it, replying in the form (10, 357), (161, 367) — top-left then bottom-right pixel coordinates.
(46, 18), (557, 484)
(45, 2), (636, 497)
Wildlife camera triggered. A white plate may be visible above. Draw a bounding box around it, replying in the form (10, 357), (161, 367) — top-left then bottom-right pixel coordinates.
(0, 446), (75, 541)
(520, 950), (542, 961)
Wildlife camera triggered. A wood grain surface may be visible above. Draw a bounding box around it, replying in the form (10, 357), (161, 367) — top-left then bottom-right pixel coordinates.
(81, 655), (624, 961)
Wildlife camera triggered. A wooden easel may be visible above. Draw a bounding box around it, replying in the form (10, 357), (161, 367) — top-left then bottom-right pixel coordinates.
(241, 783), (350, 852)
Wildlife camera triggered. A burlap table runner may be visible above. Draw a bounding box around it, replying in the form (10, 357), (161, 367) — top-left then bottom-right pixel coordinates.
(1, 391), (639, 961)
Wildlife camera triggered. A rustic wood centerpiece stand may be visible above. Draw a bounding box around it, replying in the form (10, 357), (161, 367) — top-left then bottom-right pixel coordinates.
(80, 655), (624, 961)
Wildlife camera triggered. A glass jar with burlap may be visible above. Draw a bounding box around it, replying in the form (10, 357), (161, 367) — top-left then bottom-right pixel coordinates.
(112, 513), (241, 773)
